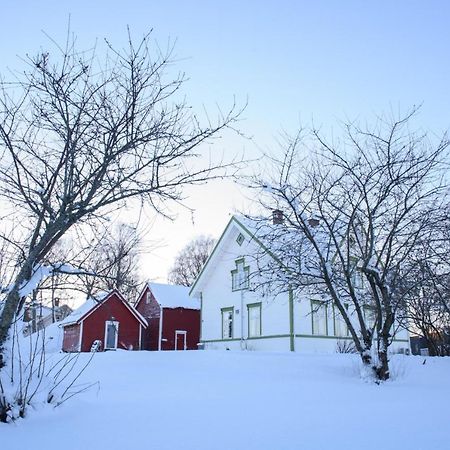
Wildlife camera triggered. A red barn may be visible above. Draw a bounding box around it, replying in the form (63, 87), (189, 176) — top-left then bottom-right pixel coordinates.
(135, 282), (200, 351)
(61, 290), (148, 352)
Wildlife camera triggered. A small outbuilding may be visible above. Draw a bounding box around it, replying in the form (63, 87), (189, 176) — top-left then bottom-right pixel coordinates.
(23, 302), (72, 336)
(135, 282), (200, 351)
(60, 290), (148, 352)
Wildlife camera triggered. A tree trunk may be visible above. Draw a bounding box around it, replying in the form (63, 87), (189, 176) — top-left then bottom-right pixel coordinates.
(0, 288), (21, 368)
(0, 259), (35, 366)
(423, 331), (439, 356)
(359, 345), (375, 379)
(359, 337), (391, 381)
(375, 350), (390, 381)
(0, 224), (63, 362)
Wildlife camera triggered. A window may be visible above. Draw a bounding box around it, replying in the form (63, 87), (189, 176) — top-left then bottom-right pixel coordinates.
(222, 307), (234, 339)
(236, 233), (245, 246)
(350, 257), (364, 290)
(247, 303), (261, 337)
(364, 306), (377, 331)
(231, 259), (249, 291)
(311, 300), (327, 335)
(146, 291), (151, 304)
(333, 305), (349, 337)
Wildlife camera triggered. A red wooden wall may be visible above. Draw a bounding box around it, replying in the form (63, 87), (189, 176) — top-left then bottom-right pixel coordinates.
(135, 285), (200, 351)
(62, 324), (81, 352)
(161, 308), (200, 351)
(61, 293), (142, 352)
(135, 286), (161, 350)
(80, 293), (142, 352)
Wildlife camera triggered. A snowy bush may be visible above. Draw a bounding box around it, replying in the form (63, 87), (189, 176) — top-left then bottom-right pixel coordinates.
(0, 319), (97, 422)
(336, 339), (357, 354)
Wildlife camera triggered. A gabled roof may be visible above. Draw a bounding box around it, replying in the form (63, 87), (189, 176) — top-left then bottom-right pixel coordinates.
(189, 215), (267, 297)
(188, 213), (350, 299)
(148, 282), (200, 310)
(59, 290), (148, 327)
(32, 304), (53, 314)
(58, 297), (101, 327)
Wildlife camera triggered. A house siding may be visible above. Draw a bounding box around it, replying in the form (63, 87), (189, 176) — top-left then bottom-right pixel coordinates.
(200, 225), (292, 351)
(135, 285), (200, 351)
(195, 218), (411, 354)
(161, 308), (200, 350)
(135, 286), (161, 350)
(62, 324), (81, 352)
(80, 294), (142, 352)
(145, 317), (160, 350)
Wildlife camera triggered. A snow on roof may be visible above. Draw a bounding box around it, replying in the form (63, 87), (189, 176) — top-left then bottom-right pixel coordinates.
(191, 214), (335, 296)
(148, 282), (200, 310)
(60, 291), (148, 327)
(58, 293), (108, 326)
(235, 213), (332, 262)
(58, 298), (98, 326)
(29, 304), (53, 315)
(233, 214), (258, 234)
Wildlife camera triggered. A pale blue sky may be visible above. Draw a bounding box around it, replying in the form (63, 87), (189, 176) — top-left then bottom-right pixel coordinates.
(2, 1), (449, 134)
(1, 1), (449, 280)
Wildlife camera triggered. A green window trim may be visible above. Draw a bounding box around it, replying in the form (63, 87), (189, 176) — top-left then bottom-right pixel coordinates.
(333, 304), (350, 338)
(289, 288), (295, 352)
(231, 257), (250, 291)
(236, 233), (245, 246)
(247, 302), (262, 338)
(297, 333), (342, 340)
(221, 307), (234, 339)
(349, 256), (365, 290)
(311, 300), (328, 336)
(201, 335), (410, 343)
(363, 305), (377, 331)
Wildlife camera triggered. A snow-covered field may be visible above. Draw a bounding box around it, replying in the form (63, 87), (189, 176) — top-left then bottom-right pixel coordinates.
(2, 349), (449, 450)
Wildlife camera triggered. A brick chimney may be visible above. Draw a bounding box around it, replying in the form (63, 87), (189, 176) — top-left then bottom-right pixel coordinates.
(308, 217), (320, 227)
(272, 209), (284, 225)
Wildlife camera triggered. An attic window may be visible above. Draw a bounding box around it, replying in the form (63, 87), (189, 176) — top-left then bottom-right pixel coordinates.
(231, 259), (249, 291)
(146, 292), (151, 304)
(236, 233), (245, 246)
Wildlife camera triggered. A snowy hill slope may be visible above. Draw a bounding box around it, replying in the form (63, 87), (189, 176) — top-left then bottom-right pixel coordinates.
(1, 350), (449, 450)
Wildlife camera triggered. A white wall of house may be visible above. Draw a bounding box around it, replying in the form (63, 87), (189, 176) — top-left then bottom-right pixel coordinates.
(293, 298), (409, 353)
(199, 221), (292, 351)
(194, 217), (410, 355)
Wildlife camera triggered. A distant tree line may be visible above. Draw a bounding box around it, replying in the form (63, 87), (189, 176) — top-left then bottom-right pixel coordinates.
(168, 235), (216, 287)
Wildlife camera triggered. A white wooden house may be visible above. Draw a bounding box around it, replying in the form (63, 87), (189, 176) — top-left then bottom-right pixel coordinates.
(190, 215), (410, 353)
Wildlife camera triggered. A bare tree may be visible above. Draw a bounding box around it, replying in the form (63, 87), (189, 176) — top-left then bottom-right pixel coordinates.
(20, 223), (142, 331)
(398, 228), (450, 356)
(0, 30), (241, 363)
(34, 239), (77, 319)
(79, 223), (143, 299)
(249, 109), (449, 380)
(168, 235), (216, 286)
(23, 225), (141, 308)
(0, 234), (15, 293)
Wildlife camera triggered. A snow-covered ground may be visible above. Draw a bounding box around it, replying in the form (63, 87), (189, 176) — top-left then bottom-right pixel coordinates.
(2, 348), (449, 450)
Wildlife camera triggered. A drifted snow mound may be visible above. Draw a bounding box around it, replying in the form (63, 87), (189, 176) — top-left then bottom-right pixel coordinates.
(16, 321), (64, 355)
